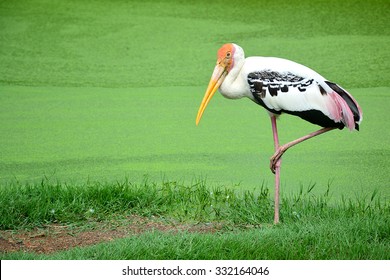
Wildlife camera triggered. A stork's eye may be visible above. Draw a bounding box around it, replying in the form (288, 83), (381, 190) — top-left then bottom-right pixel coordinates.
(226, 52), (231, 58)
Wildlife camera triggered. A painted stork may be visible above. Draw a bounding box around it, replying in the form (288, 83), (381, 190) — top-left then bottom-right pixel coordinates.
(195, 43), (362, 224)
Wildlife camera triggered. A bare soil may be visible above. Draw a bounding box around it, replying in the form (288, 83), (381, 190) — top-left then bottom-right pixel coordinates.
(0, 215), (224, 254)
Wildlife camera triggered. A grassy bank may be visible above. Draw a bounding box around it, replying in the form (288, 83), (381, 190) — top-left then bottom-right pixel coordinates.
(1, 180), (388, 259)
(1, 179), (387, 230)
(3, 224), (389, 260)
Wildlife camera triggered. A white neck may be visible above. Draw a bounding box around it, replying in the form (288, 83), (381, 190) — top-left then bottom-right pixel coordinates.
(219, 58), (247, 99)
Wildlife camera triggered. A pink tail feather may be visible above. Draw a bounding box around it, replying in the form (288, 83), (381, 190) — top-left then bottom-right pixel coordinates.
(325, 81), (362, 131)
(331, 92), (356, 130)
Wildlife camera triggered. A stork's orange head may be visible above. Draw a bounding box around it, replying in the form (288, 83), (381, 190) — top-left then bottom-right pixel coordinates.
(195, 43), (240, 125)
(217, 43), (235, 72)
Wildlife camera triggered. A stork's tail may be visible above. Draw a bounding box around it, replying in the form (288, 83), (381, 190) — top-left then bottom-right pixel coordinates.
(325, 81), (363, 131)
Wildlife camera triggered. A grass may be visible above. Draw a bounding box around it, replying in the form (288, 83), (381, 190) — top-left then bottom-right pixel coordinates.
(0, 178), (272, 229)
(1, 178), (387, 230)
(0, 0), (389, 260)
(0, 180), (389, 259)
(3, 226), (389, 260)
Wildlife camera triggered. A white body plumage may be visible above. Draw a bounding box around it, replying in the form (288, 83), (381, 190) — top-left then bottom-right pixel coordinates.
(218, 44), (362, 131)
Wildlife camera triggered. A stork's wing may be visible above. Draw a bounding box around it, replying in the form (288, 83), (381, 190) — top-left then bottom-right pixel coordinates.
(244, 58), (362, 130)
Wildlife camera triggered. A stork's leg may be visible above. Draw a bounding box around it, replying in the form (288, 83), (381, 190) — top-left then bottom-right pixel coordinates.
(270, 127), (336, 174)
(270, 115), (281, 224)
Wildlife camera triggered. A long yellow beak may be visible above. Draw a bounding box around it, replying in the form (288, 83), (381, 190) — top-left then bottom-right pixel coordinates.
(196, 64), (227, 125)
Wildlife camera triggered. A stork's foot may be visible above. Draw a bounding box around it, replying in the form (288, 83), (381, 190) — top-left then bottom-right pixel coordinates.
(270, 146), (285, 173)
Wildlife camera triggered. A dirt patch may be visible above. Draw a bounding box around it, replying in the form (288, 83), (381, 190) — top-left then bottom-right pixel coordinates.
(0, 215), (225, 254)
